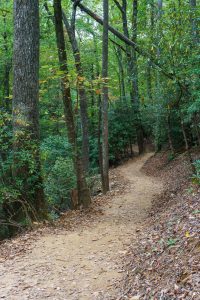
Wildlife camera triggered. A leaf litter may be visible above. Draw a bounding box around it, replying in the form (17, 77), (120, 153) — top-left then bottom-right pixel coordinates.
(0, 153), (161, 299)
(119, 151), (200, 300)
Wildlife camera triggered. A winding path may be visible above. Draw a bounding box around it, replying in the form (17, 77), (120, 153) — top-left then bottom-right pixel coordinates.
(0, 153), (163, 300)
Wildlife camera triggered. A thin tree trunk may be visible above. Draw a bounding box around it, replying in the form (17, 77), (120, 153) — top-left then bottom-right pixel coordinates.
(156, 0), (163, 54)
(2, 12), (11, 112)
(166, 113), (175, 155)
(180, 119), (195, 172)
(146, 60), (153, 102)
(132, 0), (144, 154)
(146, 0), (154, 103)
(193, 113), (200, 145)
(12, 0), (46, 219)
(62, 11), (90, 172)
(101, 0), (109, 193)
(114, 46), (126, 102)
(3, 64), (11, 111)
(155, 0), (164, 147)
(114, 0), (144, 154)
(90, 63), (95, 116)
(53, 0), (91, 208)
(113, 0), (144, 153)
(75, 1), (176, 81)
(189, 0), (199, 44)
(91, 32), (103, 177)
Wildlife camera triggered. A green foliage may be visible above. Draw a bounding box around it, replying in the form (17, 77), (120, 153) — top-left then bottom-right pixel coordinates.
(0, 184), (21, 239)
(167, 152), (175, 162)
(167, 238), (178, 247)
(44, 157), (76, 211)
(108, 102), (136, 163)
(41, 136), (76, 211)
(192, 160), (200, 185)
(89, 100), (137, 167)
(192, 209), (200, 215)
(41, 135), (72, 174)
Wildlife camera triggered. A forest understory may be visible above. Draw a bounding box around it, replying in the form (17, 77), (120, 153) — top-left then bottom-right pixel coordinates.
(0, 150), (199, 300)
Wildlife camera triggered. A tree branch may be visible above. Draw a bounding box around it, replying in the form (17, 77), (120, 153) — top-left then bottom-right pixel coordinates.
(109, 38), (130, 57)
(71, 1), (79, 32)
(76, 1), (176, 81)
(112, 0), (124, 13)
(43, 1), (55, 23)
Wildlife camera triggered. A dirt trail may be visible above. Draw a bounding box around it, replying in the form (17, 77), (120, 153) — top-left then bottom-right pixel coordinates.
(0, 153), (163, 300)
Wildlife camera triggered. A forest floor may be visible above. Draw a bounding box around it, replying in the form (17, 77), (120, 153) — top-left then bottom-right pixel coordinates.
(120, 150), (200, 300)
(0, 151), (199, 300)
(0, 153), (163, 300)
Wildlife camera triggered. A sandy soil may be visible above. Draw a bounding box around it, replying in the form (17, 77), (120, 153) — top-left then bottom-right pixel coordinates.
(0, 153), (163, 300)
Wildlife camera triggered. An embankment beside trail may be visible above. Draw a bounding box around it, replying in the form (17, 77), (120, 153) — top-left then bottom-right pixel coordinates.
(120, 150), (200, 300)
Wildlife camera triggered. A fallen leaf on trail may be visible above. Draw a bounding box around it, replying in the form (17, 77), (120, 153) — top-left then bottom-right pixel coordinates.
(185, 231), (190, 238)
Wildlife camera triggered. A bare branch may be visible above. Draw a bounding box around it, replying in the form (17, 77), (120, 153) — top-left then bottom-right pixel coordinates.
(112, 0), (123, 13)
(109, 38), (130, 57)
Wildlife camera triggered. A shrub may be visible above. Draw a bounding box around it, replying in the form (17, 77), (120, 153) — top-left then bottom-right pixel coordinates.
(44, 157), (76, 211)
(192, 159), (200, 185)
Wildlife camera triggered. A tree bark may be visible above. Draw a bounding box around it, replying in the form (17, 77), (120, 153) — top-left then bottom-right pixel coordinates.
(189, 0), (199, 44)
(166, 113), (175, 155)
(132, 0), (144, 154)
(193, 113), (200, 145)
(53, 0), (91, 208)
(101, 0), (109, 194)
(146, 1), (154, 103)
(146, 60), (153, 102)
(62, 11), (90, 172)
(12, 0), (46, 219)
(92, 32), (103, 178)
(2, 63), (11, 111)
(180, 119), (195, 173)
(114, 46), (126, 102)
(2, 12), (11, 112)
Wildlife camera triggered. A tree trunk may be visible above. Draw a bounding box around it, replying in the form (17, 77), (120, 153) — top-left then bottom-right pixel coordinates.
(75, 1), (177, 81)
(2, 12), (11, 112)
(113, 0), (144, 154)
(3, 64), (11, 111)
(193, 113), (200, 145)
(146, 1), (154, 103)
(189, 0), (199, 44)
(91, 32), (103, 177)
(180, 119), (195, 173)
(101, 0), (109, 194)
(12, 0), (46, 219)
(53, 0), (91, 208)
(114, 46), (126, 102)
(156, 0), (163, 55)
(62, 11), (90, 172)
(132, 0), (144, 154)
(146, 60), (153, 103)
(166, 113), (175, 155)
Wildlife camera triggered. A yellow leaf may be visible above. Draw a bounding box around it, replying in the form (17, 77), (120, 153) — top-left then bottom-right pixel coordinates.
(185, 231), (190, 238)
(77, 76), (85, 82)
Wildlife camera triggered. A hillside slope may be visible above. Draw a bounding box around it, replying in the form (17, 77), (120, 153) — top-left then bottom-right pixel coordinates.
(120, 151), (200, 300)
